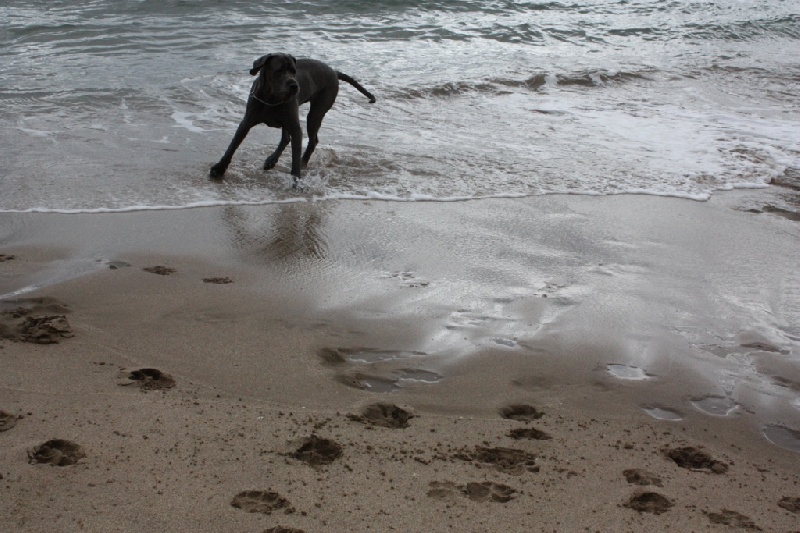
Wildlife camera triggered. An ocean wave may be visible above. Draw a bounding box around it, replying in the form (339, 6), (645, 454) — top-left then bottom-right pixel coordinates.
(683, 14), (800, 41)
(388, 69), (652, 99)
(509, 70), (652, 90)
(0, 188), (717, 215)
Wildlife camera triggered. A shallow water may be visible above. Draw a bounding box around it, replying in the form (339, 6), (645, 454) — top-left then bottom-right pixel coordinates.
(691, 395), (740, 417)
(2, 0), (798, 212)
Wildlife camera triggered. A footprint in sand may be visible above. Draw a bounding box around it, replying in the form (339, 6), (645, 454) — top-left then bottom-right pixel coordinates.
(202, 277), (233, 284)
(463, 481), (517, 503)
(665, 446), (728, 474)
(704, 509), (760, 530)
(336, 369), (442, 393)
(336, 372), (400, 393)
(290, 435), (343, 466)
(427, 481), (461, 501)
(381, 271), (430, 288)
(508, 427), (551, 440)
(427, 481), (516, 503)
(0, 410), (19, 432)
(762, 424), (800, 453)
(348, 402), (414, 429)
(691, 395), (739, 417)
(624, 491), (673, 515)
(623, 468), (663, 487)
(320, 347), (440, 392)
(319, 347), (425, 365)
(20, 315), (73, 344)
(453, 446), (539, 475)
(395, 368), (442, 384)
(1, 305), (73, 344)
(499, 404), (544, 422)
(231, 490), (295, 515)
(119, 368), (176, 391)
(106, 261), (131, 270)
(28, 439), (85, 466)
(606, 364), (653, 380)
(0, 254), (16, 262)
(778, 496), (800, 514)
(143, 266), (176, 275)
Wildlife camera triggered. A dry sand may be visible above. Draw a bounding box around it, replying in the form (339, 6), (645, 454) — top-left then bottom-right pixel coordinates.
(1, 190), (799, 532)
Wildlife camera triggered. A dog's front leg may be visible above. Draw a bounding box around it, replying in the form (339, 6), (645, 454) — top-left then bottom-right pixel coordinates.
(288, 123), (304, 185)
(263, 128), (290, 170)
(210, 120), (252, 179)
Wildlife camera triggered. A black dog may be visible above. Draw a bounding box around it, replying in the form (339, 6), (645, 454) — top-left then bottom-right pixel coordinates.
(210, 53), (375, 183)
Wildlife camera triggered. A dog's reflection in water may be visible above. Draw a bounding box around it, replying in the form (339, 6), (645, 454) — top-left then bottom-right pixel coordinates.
(221, 203), (328, 263)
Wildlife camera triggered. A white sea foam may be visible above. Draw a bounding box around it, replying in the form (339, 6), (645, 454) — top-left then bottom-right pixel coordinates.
(171, 111), (207, 133)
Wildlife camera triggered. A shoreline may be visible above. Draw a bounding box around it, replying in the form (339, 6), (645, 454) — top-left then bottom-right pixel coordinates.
(1, 189), (799, 531)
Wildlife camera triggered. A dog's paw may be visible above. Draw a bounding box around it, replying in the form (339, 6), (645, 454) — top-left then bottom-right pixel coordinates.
(209, 163), (227, 179)
(263, 157), (279, 170)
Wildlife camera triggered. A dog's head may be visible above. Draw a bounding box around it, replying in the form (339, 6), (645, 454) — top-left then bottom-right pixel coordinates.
(250, 53), (298, 103)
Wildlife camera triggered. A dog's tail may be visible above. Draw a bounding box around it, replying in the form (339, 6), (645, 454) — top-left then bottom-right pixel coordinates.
(337, 72), (376, 103)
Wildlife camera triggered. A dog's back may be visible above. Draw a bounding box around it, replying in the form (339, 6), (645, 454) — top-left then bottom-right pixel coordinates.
(294, 59), (339, 105)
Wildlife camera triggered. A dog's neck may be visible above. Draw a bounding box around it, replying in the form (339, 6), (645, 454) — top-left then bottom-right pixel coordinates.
(249, 90), (292, 107)
(250, 76), (294, 107)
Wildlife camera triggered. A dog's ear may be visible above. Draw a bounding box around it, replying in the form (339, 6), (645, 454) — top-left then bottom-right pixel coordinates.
(288, 54), (297, 67)
(250, 54), (273, 76)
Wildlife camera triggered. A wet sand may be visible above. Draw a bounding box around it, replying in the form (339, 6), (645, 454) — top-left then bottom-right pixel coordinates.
(1, 190), (799, 532)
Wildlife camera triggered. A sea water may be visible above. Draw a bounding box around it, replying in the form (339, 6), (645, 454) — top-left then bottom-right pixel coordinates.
(2, 0), (798, 213)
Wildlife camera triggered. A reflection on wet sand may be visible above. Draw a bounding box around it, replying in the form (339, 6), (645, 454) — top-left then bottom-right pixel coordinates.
(221, 203), (329, 262)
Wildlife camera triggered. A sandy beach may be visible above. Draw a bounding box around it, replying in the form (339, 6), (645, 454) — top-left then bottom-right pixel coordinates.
(1, 189), (799, 532)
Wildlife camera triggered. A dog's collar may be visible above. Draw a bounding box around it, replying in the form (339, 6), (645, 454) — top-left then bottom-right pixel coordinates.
(249, 91), (293, 107)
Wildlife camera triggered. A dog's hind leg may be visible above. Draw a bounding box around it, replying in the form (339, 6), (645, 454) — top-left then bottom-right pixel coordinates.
(302, 90), (338, 166)
(264, 128), (290, 170)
